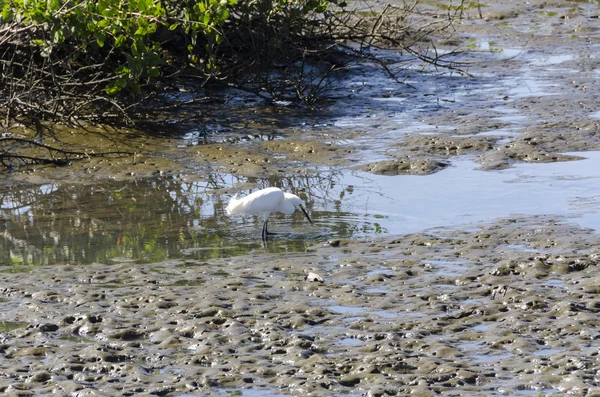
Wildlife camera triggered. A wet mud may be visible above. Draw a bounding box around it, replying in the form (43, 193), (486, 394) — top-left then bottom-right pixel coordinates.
(2, 216), (600, 396)
(3, 0), (600, 396)
(188, 139), (354, 178)
(355, 158), (449, 175)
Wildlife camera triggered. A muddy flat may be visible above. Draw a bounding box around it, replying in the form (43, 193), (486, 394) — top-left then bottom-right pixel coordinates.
(2, 1), (600, 396)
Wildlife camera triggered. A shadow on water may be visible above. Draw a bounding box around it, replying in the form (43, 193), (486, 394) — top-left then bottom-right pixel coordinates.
(0, 171), (388, 266)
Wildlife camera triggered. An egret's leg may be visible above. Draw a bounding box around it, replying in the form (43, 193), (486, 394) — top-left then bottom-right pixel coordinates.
(262, 219), (268, 241)
(262, 212), (277, 240)
(265, 221), (278, 235)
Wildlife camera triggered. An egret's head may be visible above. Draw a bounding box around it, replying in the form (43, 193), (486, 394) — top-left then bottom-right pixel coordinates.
(283, 193), (303, 207)
(226, 192), (241, 216)
(283, 193), (312, 224)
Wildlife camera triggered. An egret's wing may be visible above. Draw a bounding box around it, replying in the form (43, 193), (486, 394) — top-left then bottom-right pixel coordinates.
(240, 188), (284, 214)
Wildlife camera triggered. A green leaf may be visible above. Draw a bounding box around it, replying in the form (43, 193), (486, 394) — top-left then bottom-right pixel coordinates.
(105, 79), (124, 95)
(52, 28), (64, 44)
(115, 35), (126, 48)
(134, 25), (147, 36)
(126, 53), (138, 70)
(115, 65), (131, 76)
(147, 66), (160, 77)
(135, 39), (147, 53)
(1, 5), (13, 23)
(135, 19), (148, 36)
(96, 32), (106, 47)
(48, 0), (61, 12)
(97, 0), (108, 15)
(154, 2), (164, 16)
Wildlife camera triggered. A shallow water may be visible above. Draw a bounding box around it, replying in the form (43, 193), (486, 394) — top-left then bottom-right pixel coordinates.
(3, 150), (600, 266)
(352, 150), (600, 233)
(6, 22), (596, 268)
(181, 390), (292, 397)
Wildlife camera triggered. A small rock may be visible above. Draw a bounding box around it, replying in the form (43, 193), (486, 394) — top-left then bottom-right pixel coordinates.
(38, 323), (59, 332)
(304, 270), (324, 283)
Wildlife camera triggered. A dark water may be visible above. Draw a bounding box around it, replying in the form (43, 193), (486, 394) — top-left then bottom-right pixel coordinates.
(0, 171), (388, 266)
(4, 150), (600, 266)
(0, 48), (464, 267)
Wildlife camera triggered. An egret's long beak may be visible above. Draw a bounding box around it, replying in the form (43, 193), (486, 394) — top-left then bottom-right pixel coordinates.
(299, 205), (312, 224)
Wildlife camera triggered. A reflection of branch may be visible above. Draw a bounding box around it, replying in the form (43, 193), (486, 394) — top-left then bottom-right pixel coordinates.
(0, 230), (42, 254)
(232, 172), (343, 209)
(323, 1), (470, 77)
(0, 153), (71, 166)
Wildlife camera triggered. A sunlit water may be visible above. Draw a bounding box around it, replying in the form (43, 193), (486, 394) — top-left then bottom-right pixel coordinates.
(2, 151), (600, 266)
(2, 44), (599, 266)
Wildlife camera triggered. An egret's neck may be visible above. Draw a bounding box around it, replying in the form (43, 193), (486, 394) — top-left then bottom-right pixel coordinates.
(226, 196), (242, 215)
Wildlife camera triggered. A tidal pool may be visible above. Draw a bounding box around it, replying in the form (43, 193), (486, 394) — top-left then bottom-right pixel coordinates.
(3, 151), (600, 266)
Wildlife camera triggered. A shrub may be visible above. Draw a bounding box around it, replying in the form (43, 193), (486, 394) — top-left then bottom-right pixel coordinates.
(0, 0), (457, 123)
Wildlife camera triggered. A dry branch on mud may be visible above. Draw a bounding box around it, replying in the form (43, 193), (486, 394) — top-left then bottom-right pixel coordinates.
(0, 137), (134, 169)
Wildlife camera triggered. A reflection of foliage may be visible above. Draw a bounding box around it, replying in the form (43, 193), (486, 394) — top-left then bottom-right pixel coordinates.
(0, 171), (385, 266)
(0, 321), (29, 331)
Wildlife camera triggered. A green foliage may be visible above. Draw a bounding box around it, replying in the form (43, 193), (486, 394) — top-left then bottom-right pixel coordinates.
(181, 0), (237, 71)
(2, 0), (168, 94)
(1, 0), (333, 96)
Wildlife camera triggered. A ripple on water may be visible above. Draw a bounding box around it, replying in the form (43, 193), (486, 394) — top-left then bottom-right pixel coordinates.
(339, 337), (364, 347)
(363, 287), (389, 294)
(327, 305), (414, 321)
(532, 348), (564, 357)
(5, 151), (600, 265)
(422, 259), (469, 277)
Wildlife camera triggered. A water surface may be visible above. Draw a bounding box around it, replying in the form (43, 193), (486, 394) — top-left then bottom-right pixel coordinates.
(3, 151), (600, 266)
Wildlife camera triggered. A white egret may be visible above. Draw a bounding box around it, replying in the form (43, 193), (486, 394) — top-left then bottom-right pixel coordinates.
(226, 187), (312, 240)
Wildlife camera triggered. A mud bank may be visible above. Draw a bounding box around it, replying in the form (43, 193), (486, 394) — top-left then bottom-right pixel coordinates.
(1, 216), (600, 396)
(3, 0), (600, 396)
